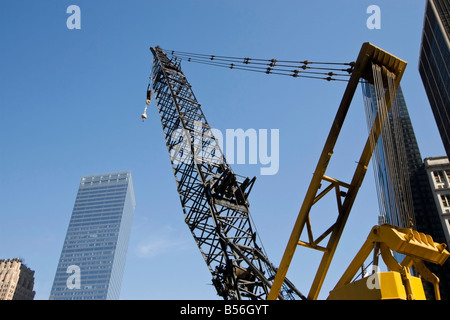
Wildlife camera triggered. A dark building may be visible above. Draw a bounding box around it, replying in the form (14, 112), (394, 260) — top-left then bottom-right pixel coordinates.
(362, 81), (450, 300)
(362, 84), (419, 230)
(419, 0), (450, 159)
(410, 161), (450, 300)
(418, 0), (450, 300)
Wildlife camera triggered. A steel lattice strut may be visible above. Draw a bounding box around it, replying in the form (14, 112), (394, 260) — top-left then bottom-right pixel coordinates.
(148, 46), (303, 300)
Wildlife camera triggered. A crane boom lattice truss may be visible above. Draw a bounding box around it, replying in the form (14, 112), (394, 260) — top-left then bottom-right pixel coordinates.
(149, 46), (303, 300)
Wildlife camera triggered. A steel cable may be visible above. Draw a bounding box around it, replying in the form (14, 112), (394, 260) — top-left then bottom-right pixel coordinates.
(163, 48), (354, 82)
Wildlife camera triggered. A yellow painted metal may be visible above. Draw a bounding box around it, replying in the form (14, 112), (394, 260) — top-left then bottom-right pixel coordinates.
(376, 225), (449, 265)
(408, 276), (427, 300)
(267, 43), (407, 300)
(329, 224), (449, 300)
(327, 271), (426, 300)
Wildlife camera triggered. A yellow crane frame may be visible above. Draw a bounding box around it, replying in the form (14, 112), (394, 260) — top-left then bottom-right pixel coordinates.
(328, 224), (449, 300)
(268, 42), (408, 300)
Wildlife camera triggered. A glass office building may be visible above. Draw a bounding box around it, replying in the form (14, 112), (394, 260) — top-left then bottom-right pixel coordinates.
(362, 84), (419, 229)
(362, 81), (450, 299)
(419, 0), (450, 159)
(49, 171), (135, 300)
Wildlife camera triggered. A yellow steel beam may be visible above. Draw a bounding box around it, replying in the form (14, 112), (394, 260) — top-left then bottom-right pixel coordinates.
(329, 224), (449, 300)
(267, 43), (407, 300)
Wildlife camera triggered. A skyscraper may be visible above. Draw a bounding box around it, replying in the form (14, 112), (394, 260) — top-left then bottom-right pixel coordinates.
(417, 0), (450, 299)
(49, 171), (135, 300)
(419, 0), (450, 159)
(362, 81), (450, 300)
(362, 84), (418, 229)
(0, 258), (35, 300)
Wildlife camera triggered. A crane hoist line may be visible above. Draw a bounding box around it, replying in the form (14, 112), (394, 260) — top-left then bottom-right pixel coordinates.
(145, 46), (304, 300)
(163, 48), (355, 81)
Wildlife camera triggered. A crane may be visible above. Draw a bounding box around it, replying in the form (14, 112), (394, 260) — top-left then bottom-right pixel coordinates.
(145, 46), (303, 300)
(144, 44), (449, 300)
(267, 42), (449, 300)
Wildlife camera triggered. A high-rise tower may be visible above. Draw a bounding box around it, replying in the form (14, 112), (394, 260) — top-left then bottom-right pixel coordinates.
(419, 0), (450, 159)
(49, 171), (135, 300)
(362, 84), (419, 229)
(416, 0), (450, 299)
(362, 82), (450, 299)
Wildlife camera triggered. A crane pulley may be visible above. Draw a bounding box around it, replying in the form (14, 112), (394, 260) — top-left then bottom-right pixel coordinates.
(141, 84), (153, 121)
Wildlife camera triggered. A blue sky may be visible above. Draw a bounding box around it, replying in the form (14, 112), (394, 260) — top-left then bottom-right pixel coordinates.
(0, 1), (445, 300)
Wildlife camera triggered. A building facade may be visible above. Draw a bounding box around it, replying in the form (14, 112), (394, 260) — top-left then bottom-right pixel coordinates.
(419, 0), (450, 159)
(424, 156), (450, 245)
(0, 258), (35, 300)
(362, 82), (450, 299)
(417, 0), (450, 299)
(362, 84), (419, 229)
(49, 171), (135, 300)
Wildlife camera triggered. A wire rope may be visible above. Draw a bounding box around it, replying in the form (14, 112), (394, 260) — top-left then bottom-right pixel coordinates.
(163, 48), (354, 82)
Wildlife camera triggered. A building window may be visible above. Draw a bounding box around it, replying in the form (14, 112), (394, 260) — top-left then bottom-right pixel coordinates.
(433, 170), (447, 188)
(434, 170), (444, 183)
(441, 194), (450, 208)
